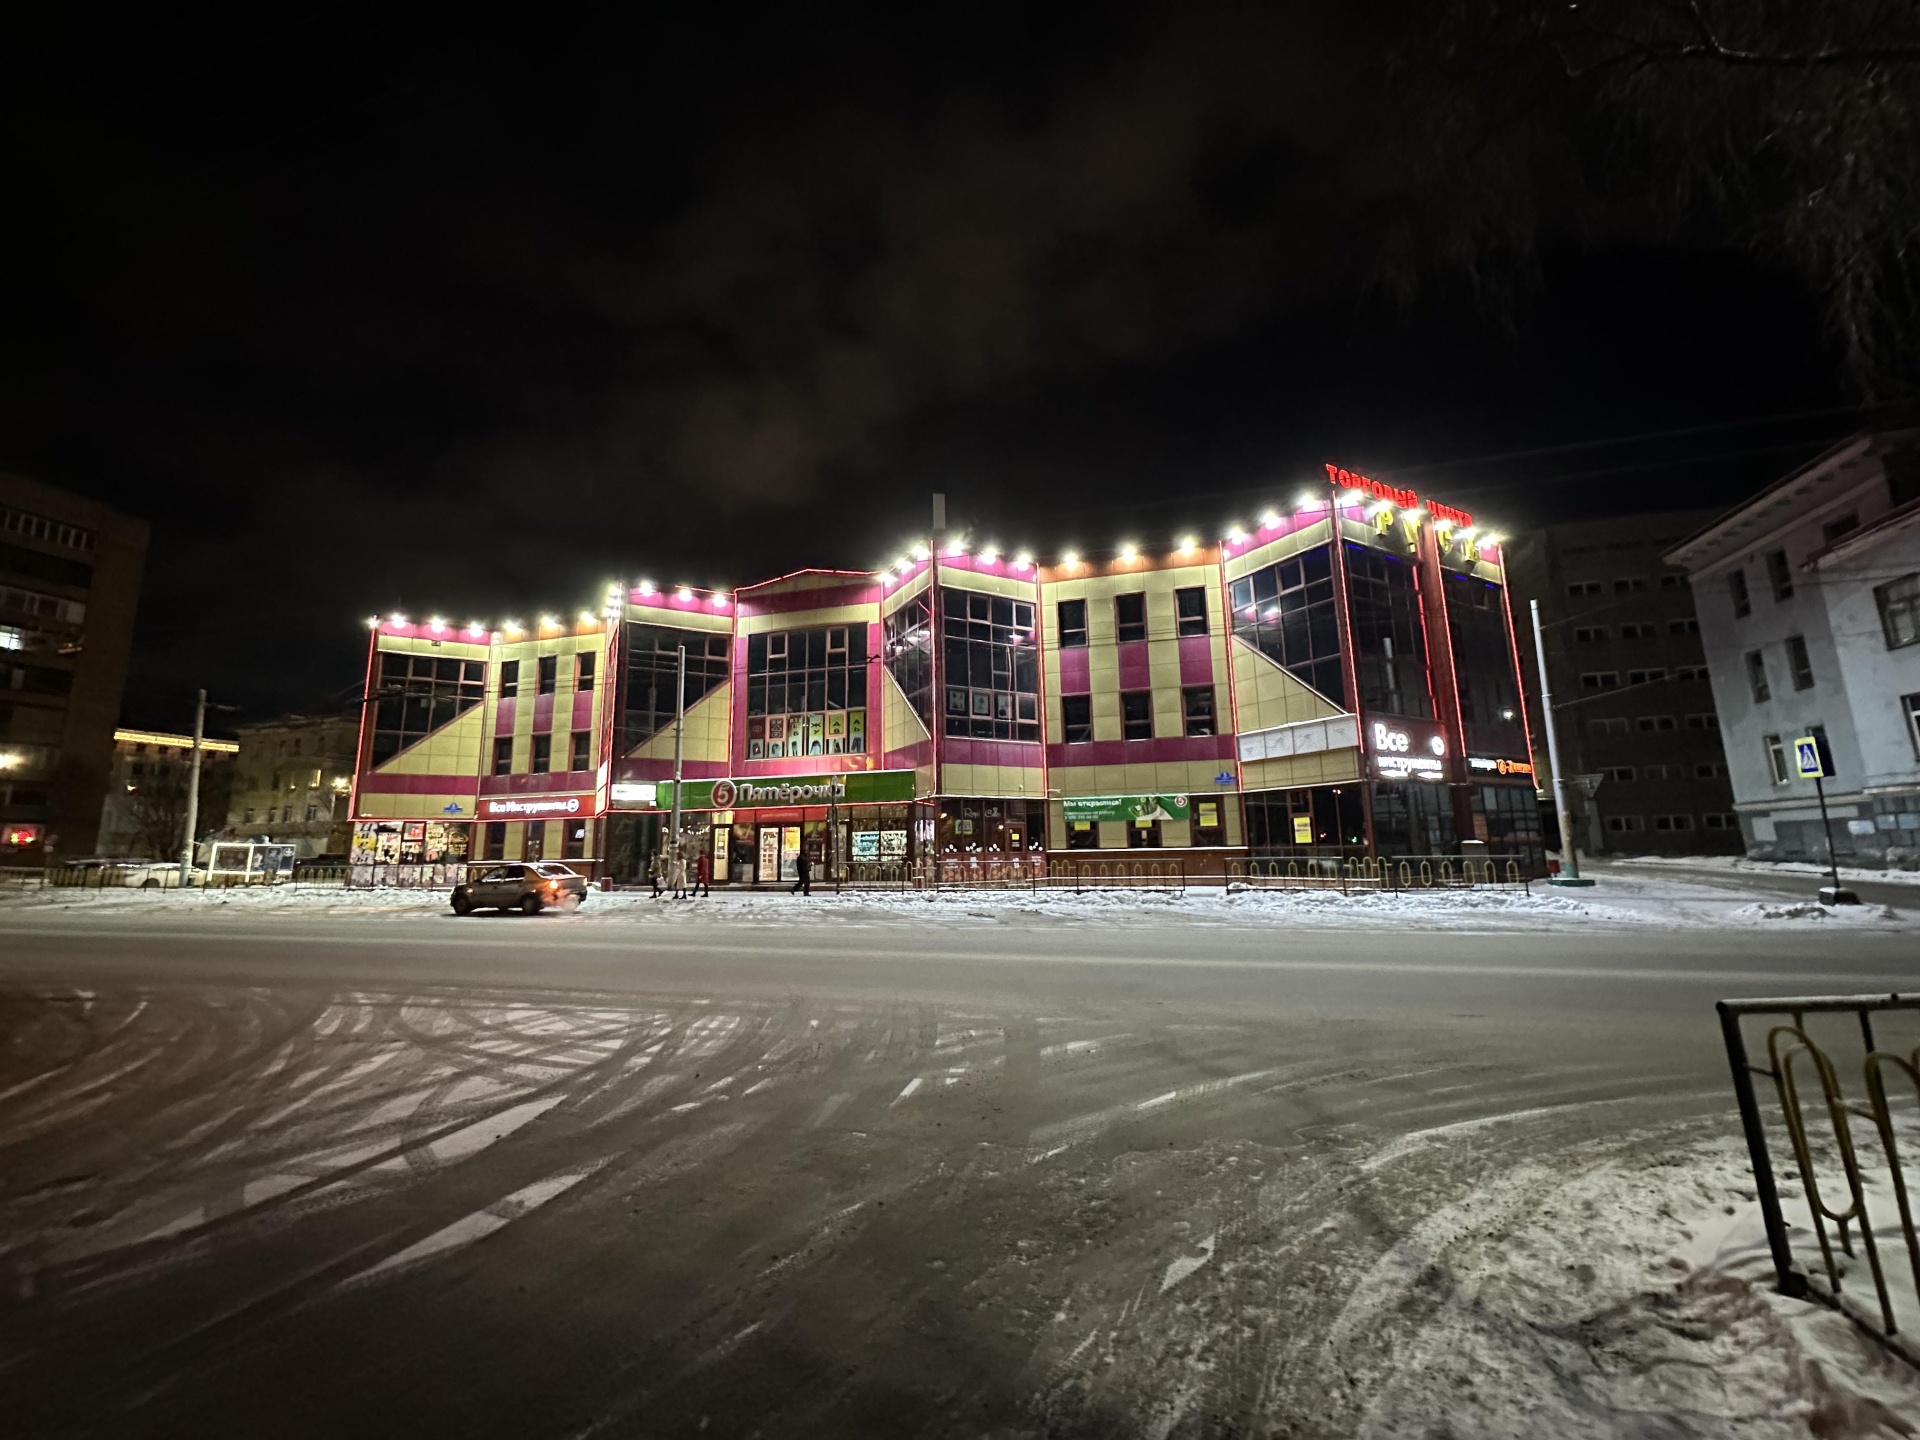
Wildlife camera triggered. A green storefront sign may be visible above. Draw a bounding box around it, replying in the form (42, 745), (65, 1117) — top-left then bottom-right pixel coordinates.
(656, 770), (920, 810)
(1060, 794), (1192, 823)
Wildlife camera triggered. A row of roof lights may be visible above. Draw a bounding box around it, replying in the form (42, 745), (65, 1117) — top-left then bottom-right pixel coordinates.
(878, 493), (1499, 580)
(368, 579), (737, 634)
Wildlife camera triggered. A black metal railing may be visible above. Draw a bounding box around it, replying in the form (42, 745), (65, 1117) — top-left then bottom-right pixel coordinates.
(1227, 854), (1534, 894)
(1719, 992), (1920, 1366)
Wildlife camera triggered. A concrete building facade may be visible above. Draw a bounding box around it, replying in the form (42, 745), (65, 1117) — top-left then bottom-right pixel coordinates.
(1665, 431), (1920, 868)
(223, 713), (361, 859)
(1507, 510), (1740, 855)
(0, 473), (148, 861)
(96, 727), (239, 858)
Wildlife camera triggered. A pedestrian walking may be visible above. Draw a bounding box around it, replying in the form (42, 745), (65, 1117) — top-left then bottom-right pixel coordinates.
(649, 850), (664, 899)
(694, 848), (712, 898)
(790, 842), (811, 897)
(669, 851), (687, 900)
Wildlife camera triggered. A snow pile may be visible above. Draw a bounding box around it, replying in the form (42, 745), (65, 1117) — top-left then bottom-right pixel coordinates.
(1616, 855), (1920, 889)
(1353, 1136), (1920, 1438)
(1731, 900), (1905, 925)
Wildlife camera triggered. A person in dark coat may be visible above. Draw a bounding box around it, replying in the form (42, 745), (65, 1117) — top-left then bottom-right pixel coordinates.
(694, 849), (712, 898)
(790, 843), (811, 897)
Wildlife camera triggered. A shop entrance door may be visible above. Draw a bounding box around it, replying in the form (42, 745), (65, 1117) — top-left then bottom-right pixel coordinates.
(756, 824), (802, 882)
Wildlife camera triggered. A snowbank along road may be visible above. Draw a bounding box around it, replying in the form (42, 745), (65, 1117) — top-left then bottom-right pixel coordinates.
(2, 888), (1917, 1437)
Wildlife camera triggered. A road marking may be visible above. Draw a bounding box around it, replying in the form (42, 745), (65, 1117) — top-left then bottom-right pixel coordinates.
(893, 1077), (924, 1105)
(340, 1158), (608, 1287)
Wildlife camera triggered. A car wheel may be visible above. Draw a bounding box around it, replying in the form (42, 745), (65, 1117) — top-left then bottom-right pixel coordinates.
(519, 893), (543, 915)
(452, 894), (473, 916)
(141, 878), (160, 889)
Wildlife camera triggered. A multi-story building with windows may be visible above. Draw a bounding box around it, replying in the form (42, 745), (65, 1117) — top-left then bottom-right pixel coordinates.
(1506, 510), (1740, 855)
(96, 727), (239, 858)
(1, 472), (148, 860)
(1665, 431), (1920, 867)
(347, 466), (1544, 884)
(221, 712), (361, 858)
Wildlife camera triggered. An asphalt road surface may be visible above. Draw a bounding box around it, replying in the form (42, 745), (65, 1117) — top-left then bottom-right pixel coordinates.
(2, 899), (1914, 1437)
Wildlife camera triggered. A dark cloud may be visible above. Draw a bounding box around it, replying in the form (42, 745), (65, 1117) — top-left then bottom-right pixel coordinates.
(0, 6), (1857, 729)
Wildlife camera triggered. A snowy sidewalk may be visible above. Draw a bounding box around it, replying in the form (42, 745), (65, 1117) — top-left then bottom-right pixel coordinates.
(1, 868), (1912, 932)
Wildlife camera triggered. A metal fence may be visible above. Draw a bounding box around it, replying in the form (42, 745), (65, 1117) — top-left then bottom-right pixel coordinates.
(1719, 992), (1920, 1365)
(1226, 854), (1534, 894)
(832, 854), (1186, 892)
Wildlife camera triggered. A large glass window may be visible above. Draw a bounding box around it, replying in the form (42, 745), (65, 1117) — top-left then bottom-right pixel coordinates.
(1370, 780), (1455, 856)
(1344, 544), (1431, 719)
(622, 624), (730, 753)
(1244, 786), (1365, 854)
(1229, 543), (1343, 705)
(1475, 784), (1545, 872)
(884, 594), (933, 732)
(371, 652), (486, 764)
(747, 624), (868, 757)
(940, 588), (1038, 741)
(1443, 571), (1525, 756)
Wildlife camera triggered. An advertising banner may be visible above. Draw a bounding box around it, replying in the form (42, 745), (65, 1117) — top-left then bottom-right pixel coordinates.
(1060, 794), (1192, 823)
(651, 769), (919, 811)
(477, 792), (596, 820)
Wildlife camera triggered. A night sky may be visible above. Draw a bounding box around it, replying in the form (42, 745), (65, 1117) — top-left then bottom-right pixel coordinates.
(1, 8), (1890, 733)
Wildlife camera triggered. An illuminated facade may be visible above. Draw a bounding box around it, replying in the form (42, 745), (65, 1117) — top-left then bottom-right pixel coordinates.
(348, 466), (1543, 883)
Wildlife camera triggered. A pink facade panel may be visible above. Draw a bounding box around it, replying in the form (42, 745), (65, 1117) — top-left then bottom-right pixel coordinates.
(1056, 647), (1091, 694)
(883, 739), (933, 771)
(571, 692), (595, 731)
(358, 773), (481, 796)
(532, 693), (555, 732)
(478, 771), (598, 796)
(1177, 635), (1213, 685)
(494, 697), (516, 736)
(615, 757), (729, 782)
(1116, 641), (1151, 691)
(1044, 734), (1235, 767)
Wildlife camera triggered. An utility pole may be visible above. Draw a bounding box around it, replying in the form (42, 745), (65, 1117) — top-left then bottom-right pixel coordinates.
(1529, 600), (1591, 887)
(668, 644), (686, 882)
(180, 688), (206, 886)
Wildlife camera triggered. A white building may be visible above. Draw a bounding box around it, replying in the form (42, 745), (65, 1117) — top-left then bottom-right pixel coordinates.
(1665, 431), (1920, 868)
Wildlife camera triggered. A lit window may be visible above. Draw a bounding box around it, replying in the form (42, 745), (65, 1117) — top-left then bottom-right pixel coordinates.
(1877, 574), (1920, 650)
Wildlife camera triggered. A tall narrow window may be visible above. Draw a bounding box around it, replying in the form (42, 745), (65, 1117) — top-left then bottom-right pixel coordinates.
(1766, 549), (1793, 601)
(492, 736), (513, 776)
(1114, 592), (1147, 643)
(531, 733), (551, 774)
(1877, 574), (1920, 649)
(1904, 692), (1920, 759)
(1786, 635), (1814, 690)
(1057, 599), (1088, 648)
(483, 821), (506, 860)
(1728, 569), (1751, 619)
(1174, 586), (1208, 637)
(499, 659), (519, 693)
(1182, 685), (1215, 737)
(576, 652), (596, 692)
(569, 730), (592, 771)
(1121, 690), (1153, 740)
(1765, 733), (1789, 784)
(1745, 650), (1770, 702)
(537, 654), (557, 695)
(1061, 693), (1093, 744)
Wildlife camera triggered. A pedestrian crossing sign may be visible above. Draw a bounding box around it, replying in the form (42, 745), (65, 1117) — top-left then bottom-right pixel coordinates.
(1793, 734), (1833, 779)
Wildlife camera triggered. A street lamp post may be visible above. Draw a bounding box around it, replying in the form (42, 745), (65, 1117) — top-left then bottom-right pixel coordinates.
(1530, 599), (1593, 887)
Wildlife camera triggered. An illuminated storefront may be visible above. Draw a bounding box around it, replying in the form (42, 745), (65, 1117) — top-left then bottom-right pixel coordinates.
(347, 464), (1543, 883)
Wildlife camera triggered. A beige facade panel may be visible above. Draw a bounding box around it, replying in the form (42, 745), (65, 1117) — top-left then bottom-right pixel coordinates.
(1224, 519), (1334, 582)
(1240, 746), (1363, 791)
(626, 681), (732, 765)
(1229, 635), (1344, 733)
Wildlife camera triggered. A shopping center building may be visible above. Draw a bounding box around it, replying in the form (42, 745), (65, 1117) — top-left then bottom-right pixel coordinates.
(347, 465), (1543, 884)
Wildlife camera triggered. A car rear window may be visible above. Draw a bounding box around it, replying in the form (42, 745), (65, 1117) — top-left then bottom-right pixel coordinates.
(532, 863), (578, 878)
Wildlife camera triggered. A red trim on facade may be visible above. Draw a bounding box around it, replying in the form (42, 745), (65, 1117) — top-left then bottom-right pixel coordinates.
(939, 738), (1043, 768)
(615, 757), (730, 781)
(734, 577), (879, 616)
(478, 771), (596, 795)
(357, 773), (481, 796)
(1045, 734), (1235, 767)
(883, 739), (933, 771)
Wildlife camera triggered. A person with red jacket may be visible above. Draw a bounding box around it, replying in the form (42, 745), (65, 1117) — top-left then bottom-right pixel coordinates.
(693, 848), (712, 898)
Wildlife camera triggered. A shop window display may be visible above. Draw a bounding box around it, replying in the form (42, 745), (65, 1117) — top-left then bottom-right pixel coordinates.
(937, 797), (1042, 855)
(747, 624), (869, 757)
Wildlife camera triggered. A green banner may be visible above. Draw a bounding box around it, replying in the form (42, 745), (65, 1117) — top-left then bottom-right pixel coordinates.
(661, 770), (920, 810)
(1061, 794), (1192, 824)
